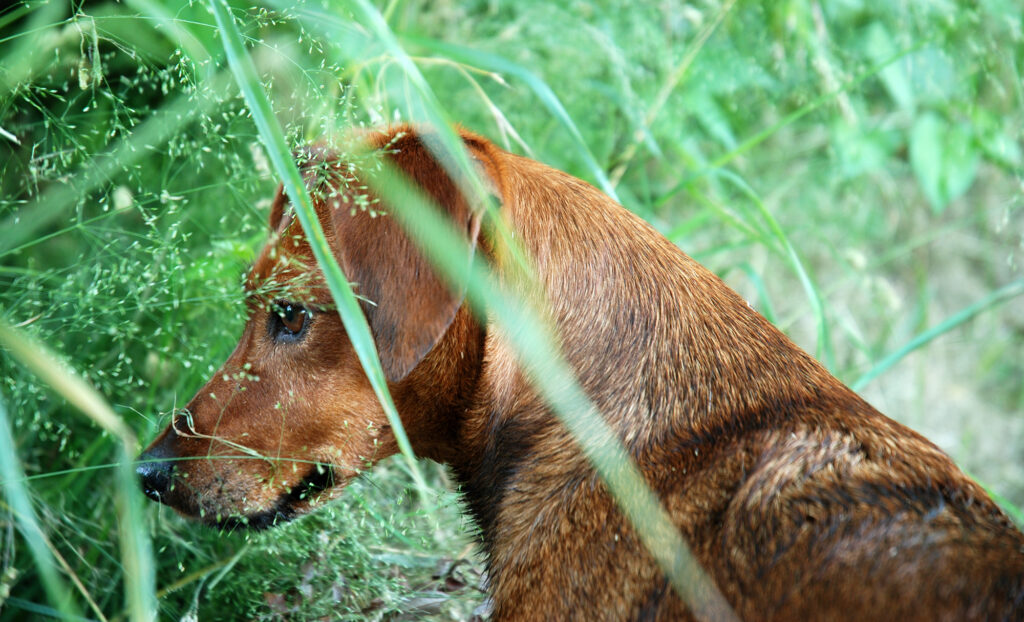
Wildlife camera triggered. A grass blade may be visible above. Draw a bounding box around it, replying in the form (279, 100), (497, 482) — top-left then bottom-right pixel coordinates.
(122, 0), (212, 75)
(207, 0), (429, 499)
(0, 396), (80, 619)
(736, 263), (778, 324)
(852, 279), (1024, 391)
(711, 169), (835, 369)
(0, 1), (67, 95)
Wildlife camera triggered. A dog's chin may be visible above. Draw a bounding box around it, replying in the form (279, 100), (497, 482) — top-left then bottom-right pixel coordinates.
(209, 506), (301, 532)
(202, 464), (338, 533)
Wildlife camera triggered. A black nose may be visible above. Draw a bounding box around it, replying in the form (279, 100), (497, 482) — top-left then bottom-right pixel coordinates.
(136, 448), (174, 503)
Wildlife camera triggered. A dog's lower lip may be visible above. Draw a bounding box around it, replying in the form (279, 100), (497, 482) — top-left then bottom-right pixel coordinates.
(213, 510), (292, 532)
(287, 463), (336, 501)
(210, 464), (336, 532)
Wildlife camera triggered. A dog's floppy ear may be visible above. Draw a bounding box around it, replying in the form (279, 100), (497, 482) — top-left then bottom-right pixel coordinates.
(324, 131), (502, 382)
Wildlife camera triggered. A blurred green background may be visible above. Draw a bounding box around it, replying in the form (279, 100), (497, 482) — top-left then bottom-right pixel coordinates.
(1, 0), (1022, 619)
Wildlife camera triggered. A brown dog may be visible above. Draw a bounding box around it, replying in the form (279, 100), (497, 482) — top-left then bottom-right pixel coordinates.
(138, 125), (1024, 620)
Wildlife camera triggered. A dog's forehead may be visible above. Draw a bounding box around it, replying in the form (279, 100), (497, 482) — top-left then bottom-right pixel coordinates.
(244, 135), (392, 299)
(245, 215), (325, 298)
(245, 177), (371, 301)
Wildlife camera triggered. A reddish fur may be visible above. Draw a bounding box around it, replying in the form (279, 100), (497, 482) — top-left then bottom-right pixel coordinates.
(139, 125), (1024, 620)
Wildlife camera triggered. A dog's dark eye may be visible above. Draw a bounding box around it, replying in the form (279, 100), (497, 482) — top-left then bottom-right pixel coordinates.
(270, 301), (310, 342)
(279, 303), (305, 333)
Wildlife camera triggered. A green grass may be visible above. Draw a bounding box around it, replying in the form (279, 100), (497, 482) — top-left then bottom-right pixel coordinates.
(2, 0), (1023, 619)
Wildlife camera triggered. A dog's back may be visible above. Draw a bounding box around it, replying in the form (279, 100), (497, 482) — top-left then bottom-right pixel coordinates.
(456, 146), (1024, 620)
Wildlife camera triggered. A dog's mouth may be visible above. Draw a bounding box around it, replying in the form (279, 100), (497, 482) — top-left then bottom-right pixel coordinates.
(210, 463), (337, 532)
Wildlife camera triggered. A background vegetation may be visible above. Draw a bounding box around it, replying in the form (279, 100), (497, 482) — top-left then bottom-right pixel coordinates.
(1, 0), (1022, 619)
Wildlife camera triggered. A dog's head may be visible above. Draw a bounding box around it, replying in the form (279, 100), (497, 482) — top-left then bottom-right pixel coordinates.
(136, 126), (502, 528)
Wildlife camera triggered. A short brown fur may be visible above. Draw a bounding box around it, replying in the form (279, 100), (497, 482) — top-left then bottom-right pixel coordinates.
(138, 125), (1024, 621)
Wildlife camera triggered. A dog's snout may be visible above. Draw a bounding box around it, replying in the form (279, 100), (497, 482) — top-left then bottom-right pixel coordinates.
(137, 450), (173, 502)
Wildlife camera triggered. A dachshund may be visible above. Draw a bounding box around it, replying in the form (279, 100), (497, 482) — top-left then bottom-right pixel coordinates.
(138, 125), (1024, 621)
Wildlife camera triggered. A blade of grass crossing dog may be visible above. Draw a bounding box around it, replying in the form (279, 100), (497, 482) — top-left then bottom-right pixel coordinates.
(0, 321), (156, 622)
(852, 278), (1024, 391)
(0, 397), (81, 619)
(360, 161), (738, 621)
(207, 0), (431, 501)
(337, 0), (534, 275)
(289, 3), (735, 614)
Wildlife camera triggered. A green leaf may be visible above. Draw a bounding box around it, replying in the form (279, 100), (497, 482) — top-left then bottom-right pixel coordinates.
(0, 397), (80, 620)
(973, 109), (1024, 170)
(863, 23), (958, 113)
(831, 121), (898, 179)
(909, 112), (980, 214)
(904, 48), (957, 106)
(864, 23), (915, 112)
